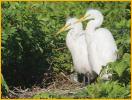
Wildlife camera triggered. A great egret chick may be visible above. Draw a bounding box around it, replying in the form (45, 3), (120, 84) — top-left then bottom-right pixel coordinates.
(56, 18), (94, 84)
(78, 9), (117, 76)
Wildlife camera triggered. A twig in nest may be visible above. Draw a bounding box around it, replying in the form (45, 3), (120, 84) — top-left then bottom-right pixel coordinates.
(9, 90), (19, 97)
(13, 87), (29, 93)
(60, 72), (71, 81)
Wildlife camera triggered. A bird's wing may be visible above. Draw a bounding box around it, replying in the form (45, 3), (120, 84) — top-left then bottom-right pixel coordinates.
(88, 42), (102, 75)
(94, 28), (117, 65)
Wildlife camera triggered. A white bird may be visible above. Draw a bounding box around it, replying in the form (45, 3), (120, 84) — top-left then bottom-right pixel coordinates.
(77, 9), (118, 76)
(56, 18), (94, 84)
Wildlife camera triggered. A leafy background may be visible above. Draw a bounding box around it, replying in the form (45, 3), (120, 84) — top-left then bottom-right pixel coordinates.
(1, 1), (131, 98)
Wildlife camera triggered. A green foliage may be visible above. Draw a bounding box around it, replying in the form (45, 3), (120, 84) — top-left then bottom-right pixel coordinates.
(86, 81), (130, 98)
(33, 92), (51, 99)
(2, 1), (130, 98)
(110, 53), (130, 79)
(33, 92), (61, 99)
(1, 74), (9, 96)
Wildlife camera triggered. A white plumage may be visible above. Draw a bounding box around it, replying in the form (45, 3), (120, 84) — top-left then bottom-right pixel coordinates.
(56, 18), (93, 83)
(65, 18), (92, 75)
(79, 9), (117, 75)
(56, 9), (118, 83)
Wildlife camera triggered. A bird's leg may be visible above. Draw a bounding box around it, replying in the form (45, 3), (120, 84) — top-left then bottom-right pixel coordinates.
(70, 69), (78, 82)
(85, 72), (91, 85)
(83, 75), (86, 86)
(82, 72), (91, 86)
(90, 72), (98, 83)
(73, 72), (78, 82)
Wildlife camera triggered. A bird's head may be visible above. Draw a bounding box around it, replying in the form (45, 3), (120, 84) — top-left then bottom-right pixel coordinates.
(78, 9), (104, 23)
(56, 17), (82, 35)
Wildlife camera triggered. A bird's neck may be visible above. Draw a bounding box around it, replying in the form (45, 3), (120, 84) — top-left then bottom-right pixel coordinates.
(86, 18), (103, 34)
(66, 28), (82, 50)
(69, 28), (83, 38)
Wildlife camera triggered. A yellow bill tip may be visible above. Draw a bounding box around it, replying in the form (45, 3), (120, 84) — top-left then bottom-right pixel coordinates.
(56, 24), (70, 35)
(78, 14), (90, 22)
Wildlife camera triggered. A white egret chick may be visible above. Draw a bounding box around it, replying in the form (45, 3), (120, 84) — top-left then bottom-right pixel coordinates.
(78, 9), (117, 76)
(56, 18), (94, 84)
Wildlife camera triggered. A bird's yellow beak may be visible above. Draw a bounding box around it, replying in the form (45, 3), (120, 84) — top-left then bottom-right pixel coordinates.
(75, 14), (90, 23)
(56, 14), (90, 35)
(56, 24), (70, 35)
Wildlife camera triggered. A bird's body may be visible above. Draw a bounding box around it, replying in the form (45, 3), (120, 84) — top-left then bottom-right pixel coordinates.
(66, 29), (92, 74)
(85, 28), (117, 74)
(57, 18), (93, 83)
(65, 18), (92, 75)
(82, 9), (117, 75)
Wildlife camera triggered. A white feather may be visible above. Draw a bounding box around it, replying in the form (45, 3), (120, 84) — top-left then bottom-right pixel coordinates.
(84, 9), (117, 75)
(65, 18), (92, 75)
